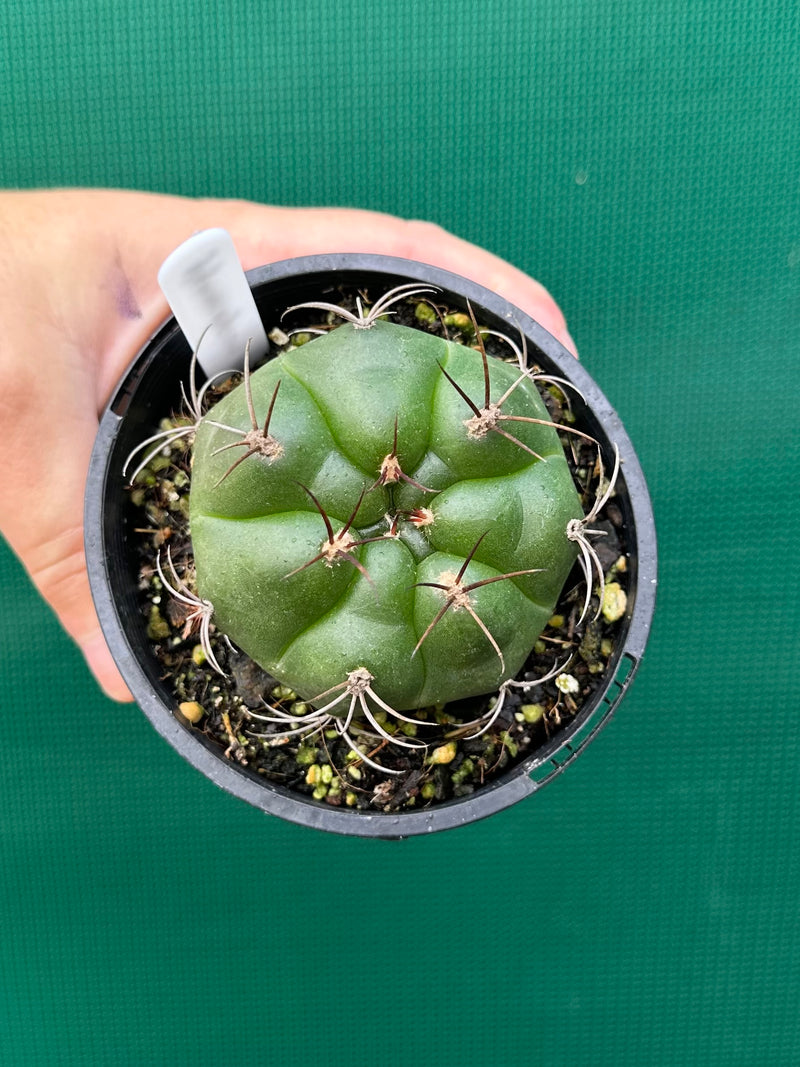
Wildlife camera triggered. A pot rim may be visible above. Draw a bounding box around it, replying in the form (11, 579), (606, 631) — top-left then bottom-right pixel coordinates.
(85, 252), (657, 838)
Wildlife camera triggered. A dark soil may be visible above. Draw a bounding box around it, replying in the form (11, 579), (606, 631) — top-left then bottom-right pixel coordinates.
(126, 290), (627, 813)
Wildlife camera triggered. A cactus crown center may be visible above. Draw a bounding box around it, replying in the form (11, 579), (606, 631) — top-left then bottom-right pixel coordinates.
(373, 416), (434, 493)
(408, 507), (434, 528)
(378, 452), (404, 484)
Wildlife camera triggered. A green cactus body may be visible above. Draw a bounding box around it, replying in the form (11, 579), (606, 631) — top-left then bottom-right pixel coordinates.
(189, 317), (583, 711)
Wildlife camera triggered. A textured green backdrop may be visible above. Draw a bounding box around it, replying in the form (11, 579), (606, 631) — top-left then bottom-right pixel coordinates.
(1, 1), (798, 1064)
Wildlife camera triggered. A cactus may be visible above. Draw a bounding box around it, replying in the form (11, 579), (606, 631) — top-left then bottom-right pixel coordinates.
(185, 287), (589, 730)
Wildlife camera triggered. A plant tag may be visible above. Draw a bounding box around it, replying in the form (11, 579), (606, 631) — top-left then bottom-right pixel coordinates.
(157, 228), (269, 376)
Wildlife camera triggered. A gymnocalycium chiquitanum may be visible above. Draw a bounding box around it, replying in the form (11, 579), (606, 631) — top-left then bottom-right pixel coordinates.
(134, 285), (618, 768)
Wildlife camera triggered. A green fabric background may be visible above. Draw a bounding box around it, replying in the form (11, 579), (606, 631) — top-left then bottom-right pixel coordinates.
(1, 1), (798, 1063)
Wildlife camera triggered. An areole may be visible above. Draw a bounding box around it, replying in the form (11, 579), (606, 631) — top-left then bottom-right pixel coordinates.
(85, 253), (657, 839)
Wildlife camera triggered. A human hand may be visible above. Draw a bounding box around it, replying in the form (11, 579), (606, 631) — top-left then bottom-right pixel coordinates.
(0, 189), (576, 701)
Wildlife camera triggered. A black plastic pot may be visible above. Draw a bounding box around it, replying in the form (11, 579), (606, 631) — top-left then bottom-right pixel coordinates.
(85, 254), (657, 838)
